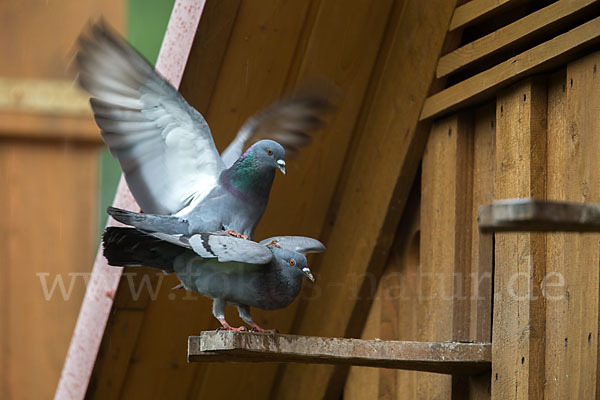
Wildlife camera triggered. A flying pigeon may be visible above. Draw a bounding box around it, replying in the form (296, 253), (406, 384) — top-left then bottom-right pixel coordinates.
(74, 21), (331, 239)
(102, 227), (325, 332)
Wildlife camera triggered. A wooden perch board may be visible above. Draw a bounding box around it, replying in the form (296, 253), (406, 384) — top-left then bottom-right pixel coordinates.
(479, 198), (600, 232)
(188, 331), (491, 375)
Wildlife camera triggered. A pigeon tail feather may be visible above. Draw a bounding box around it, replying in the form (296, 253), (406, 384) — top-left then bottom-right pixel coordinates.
(102, 227), (184, 273)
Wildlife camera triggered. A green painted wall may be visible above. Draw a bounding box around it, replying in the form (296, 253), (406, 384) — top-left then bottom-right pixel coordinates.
(97, 0), (176, 235)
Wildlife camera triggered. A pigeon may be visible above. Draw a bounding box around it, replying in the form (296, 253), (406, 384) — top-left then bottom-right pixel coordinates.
(74, 21), (331, 239)
(102, 227), (325, 332)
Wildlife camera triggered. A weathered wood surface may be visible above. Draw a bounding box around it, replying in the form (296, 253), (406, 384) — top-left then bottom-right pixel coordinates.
(421, 15), (600, 120)
(189, 332), (492, 375)
(491, 78), (547, 400)
(479, 198), (600, 232)
(543, 52), (600, 399)
(437, 0), (599, 78)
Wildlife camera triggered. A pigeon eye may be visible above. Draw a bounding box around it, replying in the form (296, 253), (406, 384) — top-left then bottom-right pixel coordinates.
(266, 149), (273, 156)
(289, 259), (296, 266)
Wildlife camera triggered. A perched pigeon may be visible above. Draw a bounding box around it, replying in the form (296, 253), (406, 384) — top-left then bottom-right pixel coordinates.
(75, 21), (331, 239)
(102, 227), (325, 332)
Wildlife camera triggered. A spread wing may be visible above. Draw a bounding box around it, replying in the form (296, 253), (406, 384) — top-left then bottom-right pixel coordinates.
(259, 236), (326, 254)
(220, 91), (332, 167)
(75, 20), (224, 214)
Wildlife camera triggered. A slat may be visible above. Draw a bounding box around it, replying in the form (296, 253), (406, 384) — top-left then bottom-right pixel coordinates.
(449, 0), (530, 31)
(438, 0), (599, 78)
(479, 198), (600, 232)
(491, 78), (547, 400)
(189, 332), (492, 375)
(421, 15), (600, 120)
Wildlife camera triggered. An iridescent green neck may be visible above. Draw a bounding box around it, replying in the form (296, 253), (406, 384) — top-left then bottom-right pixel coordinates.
(221, 152), (275, 200)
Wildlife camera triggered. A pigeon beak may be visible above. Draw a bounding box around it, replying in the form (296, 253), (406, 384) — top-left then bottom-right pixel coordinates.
(302, 267), (315, 282)
(277, 159), (286, 175)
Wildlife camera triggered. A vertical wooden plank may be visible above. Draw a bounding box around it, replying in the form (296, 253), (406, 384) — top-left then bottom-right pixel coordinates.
(419, 114), (474, 399)
(544, 69), (568, 400)
(545, 54), (600, 398)
(564, 54), (600, 399)
(0, 142), (8, 400)
(2, 141), (99, 400)
(471, 103), (495, 344)
(468, 103), (496, 399)
(492, 78), (547, 400)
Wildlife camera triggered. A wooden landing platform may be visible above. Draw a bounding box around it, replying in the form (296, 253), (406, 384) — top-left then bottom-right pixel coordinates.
(479, 198), (600, 233)
(188, 331), (491, 375)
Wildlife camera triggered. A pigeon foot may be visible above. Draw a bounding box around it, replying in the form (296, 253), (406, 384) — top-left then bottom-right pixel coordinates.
(217, 318), (248, 332)
(248, 322), (278, 334)
(225, 230), (249, 240)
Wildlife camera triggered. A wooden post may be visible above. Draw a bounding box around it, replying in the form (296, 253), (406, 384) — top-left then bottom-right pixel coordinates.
(491, 78), (547, 400)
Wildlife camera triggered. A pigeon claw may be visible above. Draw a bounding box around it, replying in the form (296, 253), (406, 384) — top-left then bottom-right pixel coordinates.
(225, 230), (249, 240)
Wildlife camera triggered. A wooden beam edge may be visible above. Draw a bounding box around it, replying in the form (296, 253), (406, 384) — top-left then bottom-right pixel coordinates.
(479, 198), (600, 232)
(422, 15), (600, 121)
(188, 332), (491, 375)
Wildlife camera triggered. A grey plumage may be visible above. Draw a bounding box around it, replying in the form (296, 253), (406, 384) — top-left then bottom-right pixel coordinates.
(103, 227), (323, 331)
(75, 21), (331, 239)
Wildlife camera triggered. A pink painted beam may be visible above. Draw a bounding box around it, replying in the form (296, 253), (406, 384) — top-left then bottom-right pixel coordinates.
(54, 1), (206, 399)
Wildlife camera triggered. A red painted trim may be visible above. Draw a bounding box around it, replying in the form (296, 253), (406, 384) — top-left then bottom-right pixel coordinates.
(55, 1), (205, 398)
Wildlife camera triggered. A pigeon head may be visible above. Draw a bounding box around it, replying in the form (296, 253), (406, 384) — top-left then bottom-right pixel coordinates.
(271, 247), (314, 282)
(220, 139), (286, 200)
(247, 139), (286, 175)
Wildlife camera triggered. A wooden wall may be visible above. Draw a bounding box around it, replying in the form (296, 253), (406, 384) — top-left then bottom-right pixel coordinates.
(66, 0), (600, 399)
(0, 2), (123, 399)
(343, 53), (600, 399)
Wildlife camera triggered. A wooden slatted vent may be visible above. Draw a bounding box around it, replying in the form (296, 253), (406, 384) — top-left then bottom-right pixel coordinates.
(421, 0), (600, 120)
